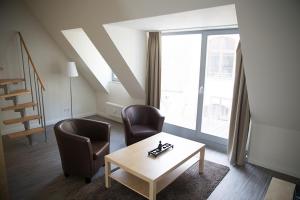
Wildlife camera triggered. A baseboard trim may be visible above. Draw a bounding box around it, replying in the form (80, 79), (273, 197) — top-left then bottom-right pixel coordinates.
(45, 112), (97, 125)
(248, 157), (300, 179)
(96, 111), (122, 123)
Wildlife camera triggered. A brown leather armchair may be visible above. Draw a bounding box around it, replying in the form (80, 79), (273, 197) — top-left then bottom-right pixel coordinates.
(121, 105), (165, 146)
(54, 118), (110, 183)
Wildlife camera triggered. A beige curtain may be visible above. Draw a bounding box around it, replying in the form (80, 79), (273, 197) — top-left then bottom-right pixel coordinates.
(146, 32), (161, 108)
(228, 42), (251, 166)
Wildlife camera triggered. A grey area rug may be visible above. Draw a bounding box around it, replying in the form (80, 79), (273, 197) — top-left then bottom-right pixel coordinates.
(67, 160), (229, 200)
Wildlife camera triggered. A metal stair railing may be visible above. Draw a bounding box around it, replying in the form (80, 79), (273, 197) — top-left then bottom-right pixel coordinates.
(18, 32), (47, 142)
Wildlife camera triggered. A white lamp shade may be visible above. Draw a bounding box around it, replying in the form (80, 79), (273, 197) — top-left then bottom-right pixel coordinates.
(67, 62), (79, 77)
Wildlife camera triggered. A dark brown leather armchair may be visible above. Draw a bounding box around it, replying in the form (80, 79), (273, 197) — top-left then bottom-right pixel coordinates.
(54, 118), (110, 183)
(121, 105), (165, 146)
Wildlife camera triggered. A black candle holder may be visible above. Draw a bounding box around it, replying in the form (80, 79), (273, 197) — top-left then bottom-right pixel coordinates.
(148, 141), (174, 158)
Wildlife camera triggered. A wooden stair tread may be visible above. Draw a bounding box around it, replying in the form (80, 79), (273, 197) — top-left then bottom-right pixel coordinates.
(8, 127), (44, 139)
(0, 89), (31, 99)
(0, 79), (24, 86)
(1, 102), (36, 111)
(3, 115), (41, 125)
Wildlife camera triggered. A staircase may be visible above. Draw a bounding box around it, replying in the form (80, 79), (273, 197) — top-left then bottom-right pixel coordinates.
(0, 32), (47, 144)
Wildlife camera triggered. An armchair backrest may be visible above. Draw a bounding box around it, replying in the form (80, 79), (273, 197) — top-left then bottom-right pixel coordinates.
(54, 119), (94, 177)
(121, 105), (165, 146)
(121, 105), (165, 132)
(121, 105), (164, 129)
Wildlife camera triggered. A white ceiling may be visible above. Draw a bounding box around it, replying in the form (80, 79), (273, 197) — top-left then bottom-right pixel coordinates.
(108, 4), (237, 31)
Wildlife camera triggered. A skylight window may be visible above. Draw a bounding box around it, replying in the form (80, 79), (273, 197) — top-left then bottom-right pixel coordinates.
(62, 28), (111, 92)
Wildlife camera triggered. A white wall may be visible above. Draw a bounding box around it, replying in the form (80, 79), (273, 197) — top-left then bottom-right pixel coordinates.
(235, 0), (300, 178)
(99, 25), (147, 120)
(104, 25), (147, 91)
(0, 0), (97, 134)
(248, 122), (300, 178)
(96, 82), (144, 122)
(62, 28), (112, 93)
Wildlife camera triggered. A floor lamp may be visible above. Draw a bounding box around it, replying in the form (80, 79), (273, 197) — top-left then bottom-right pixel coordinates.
(67, 62), (78, 118)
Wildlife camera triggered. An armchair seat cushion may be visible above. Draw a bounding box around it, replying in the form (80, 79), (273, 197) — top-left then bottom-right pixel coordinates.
(91, 141), (109, 160)
(131, 125), (157, 137)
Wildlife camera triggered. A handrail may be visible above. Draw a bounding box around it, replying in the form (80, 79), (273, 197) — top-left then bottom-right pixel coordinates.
(18, 32), (45, 91)
(18, 31), (47, 142)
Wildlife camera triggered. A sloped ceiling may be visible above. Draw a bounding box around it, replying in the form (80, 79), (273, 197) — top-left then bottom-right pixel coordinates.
(102, 4), (237, 94)
(103, 25), (147, 90)
(62, 28), (112, 93)
(83, 25), (145, 98)
(235, 0), (300, 130)
(109, 4), (237, 31)
(24, 0), (300, 132)
(24, 0), (234, 99)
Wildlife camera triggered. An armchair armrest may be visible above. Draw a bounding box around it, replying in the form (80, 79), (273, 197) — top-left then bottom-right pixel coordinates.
(121, 108), (132, 129)
(151, 107), (165, 131)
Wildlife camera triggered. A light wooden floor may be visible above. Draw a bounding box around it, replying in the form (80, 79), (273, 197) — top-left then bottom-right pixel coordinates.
(3, 115), (299, 200)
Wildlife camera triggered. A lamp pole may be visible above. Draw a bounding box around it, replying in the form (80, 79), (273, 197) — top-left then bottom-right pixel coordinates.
(67, 62), (78, 118)
(70, 77), (73, 118)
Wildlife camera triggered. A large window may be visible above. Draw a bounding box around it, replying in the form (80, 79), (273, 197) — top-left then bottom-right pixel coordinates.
(161, 29), (239, 142)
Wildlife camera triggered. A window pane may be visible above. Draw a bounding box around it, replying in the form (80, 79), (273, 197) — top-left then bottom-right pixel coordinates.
(161, 34), (202, 130)
(222, 53), (234, 77)
(201, 34), (240, 138)
(112, 73), (119, 81)
(207, 53), (220, 76)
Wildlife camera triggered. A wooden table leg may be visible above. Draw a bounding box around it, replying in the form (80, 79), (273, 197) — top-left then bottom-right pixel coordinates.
(105, 158), (111, 188)
(149, 181), (156, 200)
(199, 147), (205, 174)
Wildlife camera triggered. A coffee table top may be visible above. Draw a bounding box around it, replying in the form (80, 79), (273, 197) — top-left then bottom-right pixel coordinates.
(105, 132), (205, 182)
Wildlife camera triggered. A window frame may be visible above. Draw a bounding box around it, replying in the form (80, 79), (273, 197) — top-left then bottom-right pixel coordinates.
(161, 28), (239, 152)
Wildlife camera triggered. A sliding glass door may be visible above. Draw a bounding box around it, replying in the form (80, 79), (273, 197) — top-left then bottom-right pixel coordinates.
(200, 34), (240, 138)
(161, 33), (202, 130)
(161, 29), (239, 150)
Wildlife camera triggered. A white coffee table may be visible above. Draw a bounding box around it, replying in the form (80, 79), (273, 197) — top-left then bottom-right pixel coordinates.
(105, 132), (205, 200)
